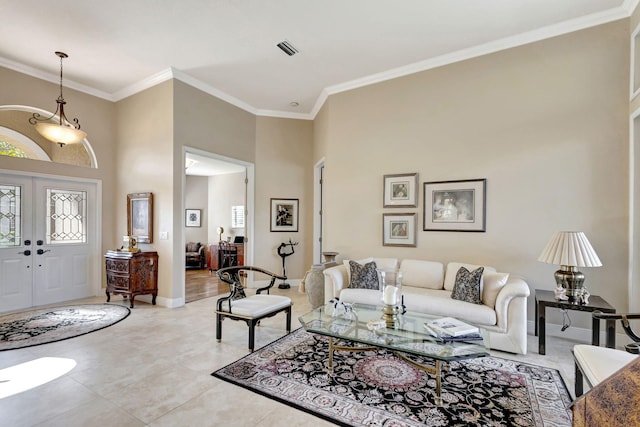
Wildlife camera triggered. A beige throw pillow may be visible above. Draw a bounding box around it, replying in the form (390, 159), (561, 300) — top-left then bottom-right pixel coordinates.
(482, 272), (510, 308)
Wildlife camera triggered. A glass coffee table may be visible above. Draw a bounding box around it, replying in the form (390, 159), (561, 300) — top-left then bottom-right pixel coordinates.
(299, 302), (489, 404)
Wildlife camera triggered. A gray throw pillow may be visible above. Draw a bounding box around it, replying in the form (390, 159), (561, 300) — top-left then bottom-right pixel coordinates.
(348, 260), (380, 290)
(451, 266), (484, 304)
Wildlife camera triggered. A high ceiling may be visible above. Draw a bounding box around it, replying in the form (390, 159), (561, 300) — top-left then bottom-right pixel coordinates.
(0, 0), (633, 119)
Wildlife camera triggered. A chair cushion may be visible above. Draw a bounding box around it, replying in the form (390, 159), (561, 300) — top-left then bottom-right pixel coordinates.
(574, 344), (638, 387)
(226, 295), (291, 318)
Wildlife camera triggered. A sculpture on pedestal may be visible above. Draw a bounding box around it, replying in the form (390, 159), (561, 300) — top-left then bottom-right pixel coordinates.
(277, 239), (298, 289)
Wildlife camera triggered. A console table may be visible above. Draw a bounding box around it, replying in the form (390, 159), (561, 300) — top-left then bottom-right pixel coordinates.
(208, 243), (244, 271)
(105, 251), (158, 308)
(535, 289), (616, 355)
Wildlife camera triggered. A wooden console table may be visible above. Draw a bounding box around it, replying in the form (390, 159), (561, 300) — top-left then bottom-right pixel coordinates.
(535, 289), (615, 355)
(208, 243), (244, 271)
(105, 251), (158, 308)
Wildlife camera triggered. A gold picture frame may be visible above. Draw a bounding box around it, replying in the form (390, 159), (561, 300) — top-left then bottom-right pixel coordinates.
(127, 192), (153, 243)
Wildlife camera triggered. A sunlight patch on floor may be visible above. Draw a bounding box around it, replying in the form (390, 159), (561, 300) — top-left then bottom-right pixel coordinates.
(0, 357), (76, 399)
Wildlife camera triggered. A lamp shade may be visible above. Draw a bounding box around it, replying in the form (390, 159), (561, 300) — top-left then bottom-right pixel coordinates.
(35, 122), (86, 145)
(538, 231), (602, 267)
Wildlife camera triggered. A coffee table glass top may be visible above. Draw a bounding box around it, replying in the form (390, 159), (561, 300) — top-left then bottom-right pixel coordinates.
(299, 303), (489, 362)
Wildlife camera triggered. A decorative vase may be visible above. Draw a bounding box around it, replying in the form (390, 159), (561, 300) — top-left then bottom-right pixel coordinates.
(303, 264), (325, 309)
(322, 251), (339, 268)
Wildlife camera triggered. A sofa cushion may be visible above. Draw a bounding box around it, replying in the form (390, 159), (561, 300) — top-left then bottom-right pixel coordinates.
(443, 262), (496, 291)
(348, 261), (380, 290)
(482, 272), (510, 308)
(340, 288), (382, 306)
(451, 267), (484, 304)
(398, 259), (444, 289)
(404, 288), (497, 326)
(343, 257), (398, 284)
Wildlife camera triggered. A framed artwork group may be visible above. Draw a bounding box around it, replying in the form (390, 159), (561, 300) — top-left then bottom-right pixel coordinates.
(382, 174), (486, 246)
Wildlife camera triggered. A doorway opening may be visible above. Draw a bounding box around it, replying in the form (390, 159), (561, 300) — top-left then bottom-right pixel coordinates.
(182, 147), (254, 303)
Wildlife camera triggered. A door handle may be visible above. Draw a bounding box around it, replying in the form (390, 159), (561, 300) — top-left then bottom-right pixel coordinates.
(19, 250), (31, 256)
(37, 249), (51, 255)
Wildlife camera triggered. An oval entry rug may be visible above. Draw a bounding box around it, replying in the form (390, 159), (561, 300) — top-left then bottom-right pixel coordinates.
(0, 304), (130, 351)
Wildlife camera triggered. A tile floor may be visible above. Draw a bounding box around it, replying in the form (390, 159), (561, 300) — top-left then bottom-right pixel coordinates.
(1, 288), (580, 426)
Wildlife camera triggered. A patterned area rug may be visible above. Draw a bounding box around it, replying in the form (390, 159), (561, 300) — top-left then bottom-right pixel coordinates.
(0, 304), (130, 351)
(212, 329), (572, 426)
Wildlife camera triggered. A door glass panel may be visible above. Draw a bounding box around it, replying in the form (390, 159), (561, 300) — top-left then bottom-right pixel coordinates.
(0, 184), (21, 246)
(46, 188), (87, 244)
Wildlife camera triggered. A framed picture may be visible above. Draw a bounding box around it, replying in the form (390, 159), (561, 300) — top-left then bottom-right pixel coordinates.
(185, 209), (201, 227)
(383, 213), (417, 247)
(383, 173), (418, 207)
(270, 198), (299, 232)
(423, 179), (486, 232)
(127, 192), (153, 243)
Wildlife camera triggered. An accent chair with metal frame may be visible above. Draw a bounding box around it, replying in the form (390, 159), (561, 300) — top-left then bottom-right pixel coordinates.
(215, 266), (292, 352)
(573, 311), (640, 397)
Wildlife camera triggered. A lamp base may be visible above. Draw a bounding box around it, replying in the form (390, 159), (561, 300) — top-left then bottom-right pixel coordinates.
(554, 266), (585, 303)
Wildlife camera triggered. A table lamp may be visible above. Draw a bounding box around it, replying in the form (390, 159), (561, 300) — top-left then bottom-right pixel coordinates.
(538, 231), (602, 303)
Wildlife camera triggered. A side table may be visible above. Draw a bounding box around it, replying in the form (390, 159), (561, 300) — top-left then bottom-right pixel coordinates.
(535, 289), (616, 355)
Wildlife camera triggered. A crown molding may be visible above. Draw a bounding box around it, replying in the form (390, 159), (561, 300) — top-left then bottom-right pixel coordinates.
(1, 4), (633, 120)
(624, 0), (640, 14)
(0, 56), (113, 101)
(323, 6), (630, 102)
(254, 109), (314, 120)
(169, 68), (258, 115)
(111, 68), (174, 101)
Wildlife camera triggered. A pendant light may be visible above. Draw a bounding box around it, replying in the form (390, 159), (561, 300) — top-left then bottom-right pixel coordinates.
(29, 51), (87, 147)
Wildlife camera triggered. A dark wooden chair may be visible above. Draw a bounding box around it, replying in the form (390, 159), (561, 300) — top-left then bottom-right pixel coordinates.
(218, 241), (238, 269)
(573, 311), (640, 397)
(216, 266), (292, 352)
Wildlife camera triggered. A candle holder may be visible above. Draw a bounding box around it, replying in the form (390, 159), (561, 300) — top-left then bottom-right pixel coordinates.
(382, 304), (399, 328)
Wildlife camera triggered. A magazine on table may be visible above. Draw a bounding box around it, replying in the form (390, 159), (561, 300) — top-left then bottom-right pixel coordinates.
(425, 317), (480, 338)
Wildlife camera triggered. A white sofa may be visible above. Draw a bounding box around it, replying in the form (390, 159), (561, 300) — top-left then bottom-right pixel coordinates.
(323, 257), (530, 354)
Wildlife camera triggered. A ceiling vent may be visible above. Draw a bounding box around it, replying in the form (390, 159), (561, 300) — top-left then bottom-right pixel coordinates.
(277, 40), (298, 56)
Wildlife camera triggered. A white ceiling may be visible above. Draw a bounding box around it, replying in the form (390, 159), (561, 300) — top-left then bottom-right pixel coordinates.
(0, 0), (634, 120)
(185, 152), (245, 176)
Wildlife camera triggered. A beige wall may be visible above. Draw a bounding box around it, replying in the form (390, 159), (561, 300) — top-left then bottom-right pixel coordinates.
(0, 66), (117, 278)
(255, 116), (314, 279)
(173, 81), (256, 163)
(207, 172), (245, 244)
(1, 16), (635, 325)
(115, 81), (175, 303)
(316, 20), (630, 326)
(185, 175), (209, 245)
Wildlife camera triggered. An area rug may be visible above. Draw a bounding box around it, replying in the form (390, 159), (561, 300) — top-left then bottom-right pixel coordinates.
(0, 304), (130, 351)
(212, 329), (572, 426)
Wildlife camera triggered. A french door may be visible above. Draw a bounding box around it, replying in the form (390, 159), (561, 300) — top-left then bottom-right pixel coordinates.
(0, 173), (98, 312)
